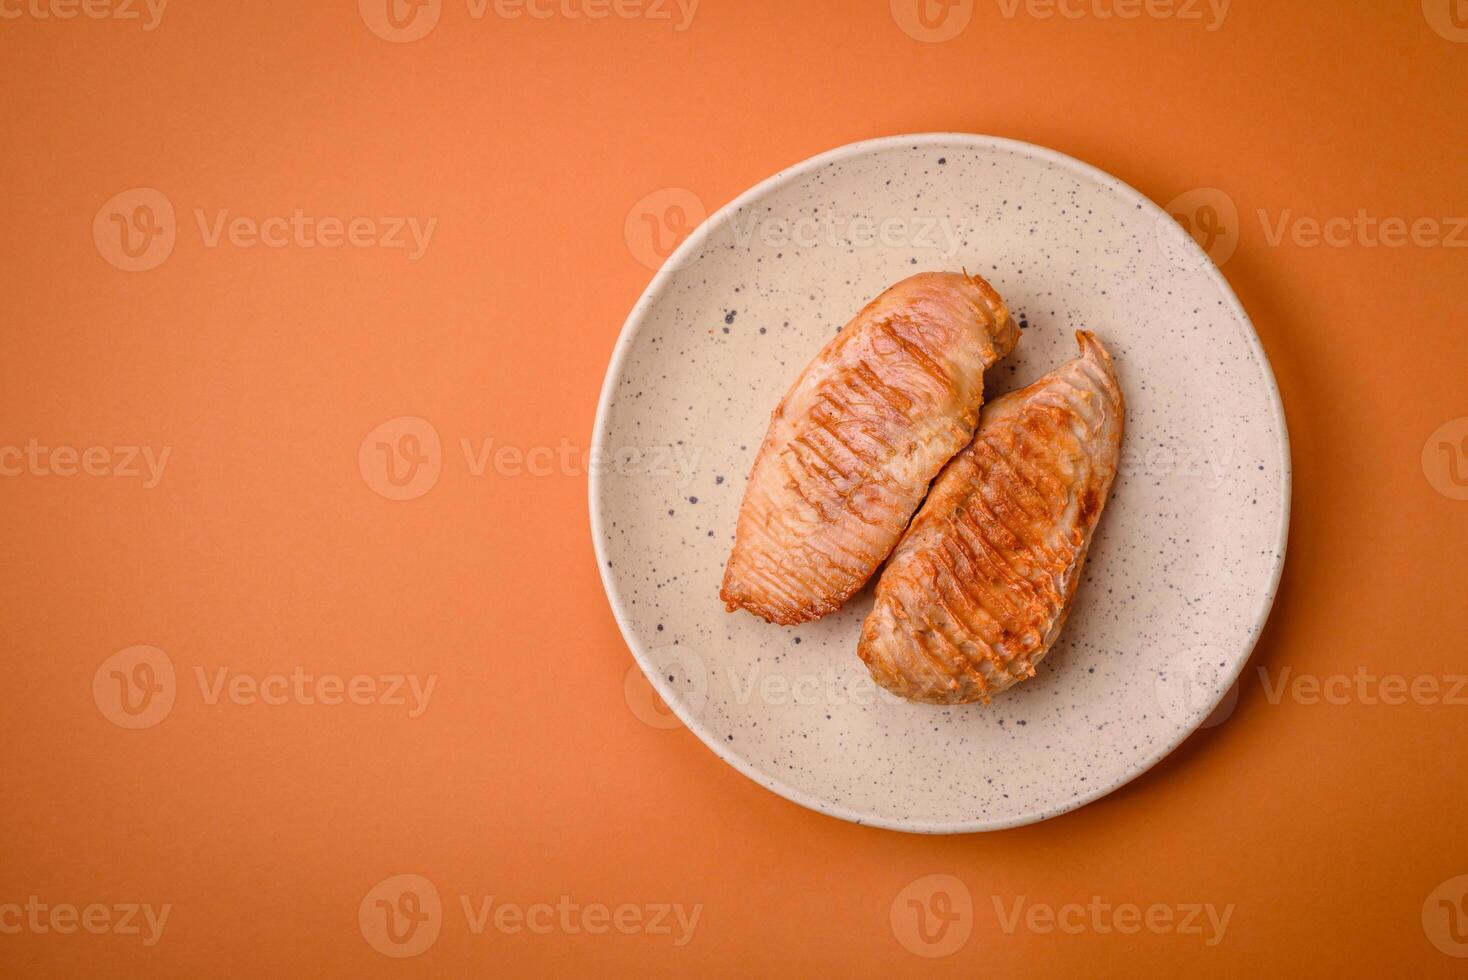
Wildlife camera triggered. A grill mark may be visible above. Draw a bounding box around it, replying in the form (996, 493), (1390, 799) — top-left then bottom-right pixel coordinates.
(993, 405), (1072, 492)
(982, 422), (1082, 574)
(756, 554), (824, 613)
(779, 452), (836, 524)
(739, 563), (810, 616)
(917, 607), (989, 694)
(908, 631), (951, 697)
(880, 320), (952, 392)
(797, 388), (905, 511)
(924, 540), (1005, 658)
(793, 432), (913, 539)
(792, 435), (850, 501)
(842, 484), (894, 530)
(981, 510), (1060, 616)
(780, 529), (866, 584)
(741, 496), (833, 601)
(741, 462), (887, 607)
(803, 399), (859, 477)
(731, 559), (802, 616)
(1052, 378), (1102, 426)
(853, 359), (915, 415)
(738, 515), (809, 585)
(941, 512), (1028, 633)
(956, 504), (1045, 622)
(977, 453), (1064, 570)
(905, 558), (971, 688)
(815, 527), (880, 568)
(820, 385), (903, 459)
(974, 455), (1064, 570)
(778, 481), (884, 569)
(806, 414), (870, 477)
(731, 531), (810, 601)
(977, 433), (1054, 523)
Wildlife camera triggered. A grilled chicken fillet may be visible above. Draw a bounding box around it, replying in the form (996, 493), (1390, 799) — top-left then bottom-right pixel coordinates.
(858, 332), (1124, 704)
(720, 272), (1019, 625)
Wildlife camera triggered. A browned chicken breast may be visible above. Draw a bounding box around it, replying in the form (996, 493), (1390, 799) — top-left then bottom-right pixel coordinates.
(858, 332), (1124, 704)
(721, 272), (1020, 625)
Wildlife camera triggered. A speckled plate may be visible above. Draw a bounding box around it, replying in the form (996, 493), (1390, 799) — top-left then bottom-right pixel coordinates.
(590, 134), (1290, 833)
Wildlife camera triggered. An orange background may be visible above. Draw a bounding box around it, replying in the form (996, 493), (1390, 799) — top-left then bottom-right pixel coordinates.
(3, 1), (1467, 976)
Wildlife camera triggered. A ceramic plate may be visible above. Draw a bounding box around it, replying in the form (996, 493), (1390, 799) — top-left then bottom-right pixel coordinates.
(590, 134), (1290, 833)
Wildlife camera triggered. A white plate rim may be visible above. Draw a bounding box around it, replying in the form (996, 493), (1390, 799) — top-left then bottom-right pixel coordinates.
(589, 132), (1293, 834)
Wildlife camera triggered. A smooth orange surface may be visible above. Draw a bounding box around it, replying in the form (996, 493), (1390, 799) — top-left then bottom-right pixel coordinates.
(2, 2), (1466, 976)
